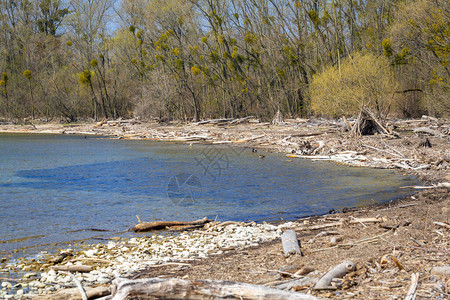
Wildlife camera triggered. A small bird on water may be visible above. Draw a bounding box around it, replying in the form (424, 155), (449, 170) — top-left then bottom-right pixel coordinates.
(252, 148), (257, 153)
(259, 154), (265, 159)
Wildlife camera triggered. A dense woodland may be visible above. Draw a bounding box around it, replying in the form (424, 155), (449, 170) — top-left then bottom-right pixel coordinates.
(0, 0), (448, 122)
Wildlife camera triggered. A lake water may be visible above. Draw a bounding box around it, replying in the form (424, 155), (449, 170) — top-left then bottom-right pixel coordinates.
(0, 133), (419, 257)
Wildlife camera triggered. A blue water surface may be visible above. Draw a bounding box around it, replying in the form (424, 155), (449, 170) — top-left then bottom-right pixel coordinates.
(0, 133), (419, 255)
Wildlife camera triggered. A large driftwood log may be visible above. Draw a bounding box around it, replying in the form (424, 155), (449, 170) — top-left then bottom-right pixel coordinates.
(281, 230), (303, 257)
(131, 217), (211, 232)
(103, 278), (319, 300)
(313, 260), (356, 290)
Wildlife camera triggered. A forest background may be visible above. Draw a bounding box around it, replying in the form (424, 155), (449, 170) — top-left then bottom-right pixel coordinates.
(0, 0), (448, 122)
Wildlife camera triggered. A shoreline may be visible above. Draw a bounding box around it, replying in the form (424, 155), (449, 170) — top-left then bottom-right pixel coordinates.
(0, 118), (449, 299)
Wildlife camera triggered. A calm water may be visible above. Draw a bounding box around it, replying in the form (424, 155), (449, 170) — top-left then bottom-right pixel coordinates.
(0, 133), (419, 256)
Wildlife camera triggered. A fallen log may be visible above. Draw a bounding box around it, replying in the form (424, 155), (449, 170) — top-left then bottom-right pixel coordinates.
(281, 230), (303, 257)
(104, 278), (319, 300)
(313, 260), (356, 290)
(131, 217), (211, 232)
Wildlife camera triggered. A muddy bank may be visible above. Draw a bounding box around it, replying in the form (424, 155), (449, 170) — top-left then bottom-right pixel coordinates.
(0, 117), (449, 299)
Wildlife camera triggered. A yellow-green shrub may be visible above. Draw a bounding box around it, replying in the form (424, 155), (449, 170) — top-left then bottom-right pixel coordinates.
(310, 52), (397, 118)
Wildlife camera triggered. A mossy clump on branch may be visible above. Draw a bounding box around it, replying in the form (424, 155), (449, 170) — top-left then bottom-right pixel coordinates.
(23, 70), (32, 79)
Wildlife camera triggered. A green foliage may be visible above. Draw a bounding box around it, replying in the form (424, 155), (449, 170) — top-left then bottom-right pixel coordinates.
(23, 70), (32, 79)
(191, 65), (201, 76)
(389, 0), (449, 116)
(276, 68), (286, 78)
(171, 48), (180, 56)
(244, 32), (256, 44)
(308, 10), (320, 26)
(136, 30), (144, 40)
(1, 0), (448, 120)
(382, 39), (393, 57)
(394, 47), (411, 65)
(78, 69), (92, 85)
(310, 53), (397, 118)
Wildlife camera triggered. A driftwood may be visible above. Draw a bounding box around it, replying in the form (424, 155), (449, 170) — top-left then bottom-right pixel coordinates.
(437, 182), (450, 188)
(351, 109), (390, 136)
(192, 117), (255, 127)
(94, 119), (107, 127)
(69, 258), (112, 264)
(228, 116), (254, 125)
(430, 266), (450, 276)
(413, 127), (442, 136)
(103, 278), (319, 300)
(433, 222), (450, 230)
(296, 217), (387, 231)
(276, 277), (318, 291)
(281, 230), (303, 257)
(234, 134), (266, 143)
(30, 286), (111, 300)
(166, 135), (212, 142)
(60, 271), (88, 300)
(131, 217), (211, 232)
(313, 260), (356, 290)
(194, 118), (234, 125)
(291, 131), (327, 138)
(271, 109), (284, 125)
(404, 273), (419, 300)
(361, 143), (402, 157)
(49, 252), (70, 264)
(311, 230), (392, 253)
(295, 267), (316, 276)
(401, 182), (450, 189)
(53, 265), (93, 273)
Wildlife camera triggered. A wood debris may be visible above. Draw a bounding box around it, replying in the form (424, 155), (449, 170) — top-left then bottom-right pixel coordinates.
(131, 217), (211, 232)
